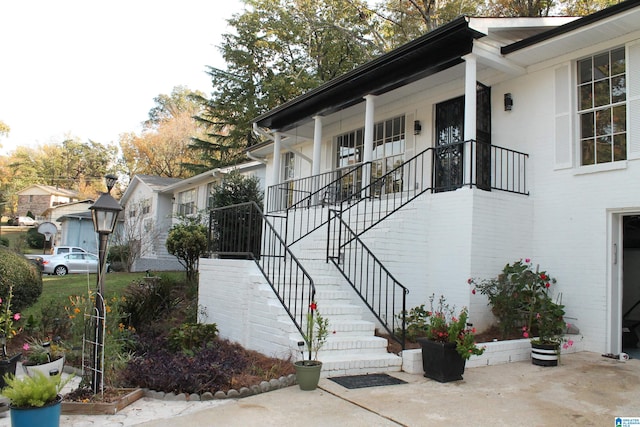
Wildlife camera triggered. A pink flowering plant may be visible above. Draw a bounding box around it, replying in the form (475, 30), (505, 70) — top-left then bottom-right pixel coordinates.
(470, 259), (569, 346)
(420, 294), (485, 360)
(0, 282), (22, 356)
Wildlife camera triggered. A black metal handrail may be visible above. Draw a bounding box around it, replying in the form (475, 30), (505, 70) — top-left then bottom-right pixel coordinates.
(282, 163), (369, 245)
(266, 164), (363, 214)
(208, 202), (316, 340)
(327, 209), (408, 348)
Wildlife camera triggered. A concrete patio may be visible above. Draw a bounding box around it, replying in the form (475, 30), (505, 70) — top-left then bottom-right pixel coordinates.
(2, 351), (630, 426)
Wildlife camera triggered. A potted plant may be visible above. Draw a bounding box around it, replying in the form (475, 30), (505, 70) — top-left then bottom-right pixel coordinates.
(21, 338), (66, 377)
(0, 282), (22, 388)
(294, 301), (330, 391)
(414, 294), (485, 382)
(2, 371), (71, 427)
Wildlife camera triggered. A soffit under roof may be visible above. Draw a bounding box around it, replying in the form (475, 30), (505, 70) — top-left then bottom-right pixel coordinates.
(503, 1), (640, 66)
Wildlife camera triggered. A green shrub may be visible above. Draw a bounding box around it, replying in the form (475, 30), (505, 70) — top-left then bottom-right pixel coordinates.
(121, 275), (181, 330)
(0, 247), (42, 312)
(25, 228), (44, 249)
(167, 323), (218, 355)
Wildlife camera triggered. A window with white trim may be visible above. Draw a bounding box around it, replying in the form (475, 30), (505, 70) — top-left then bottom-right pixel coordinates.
(335, 115), (406, 194)
(177, 189), (196, 216)
(578, 47), (626, 165)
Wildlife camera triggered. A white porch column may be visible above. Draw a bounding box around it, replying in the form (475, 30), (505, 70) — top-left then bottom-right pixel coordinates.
(272, 132), (282, 186)
(463, 54), (477, 187)
(312, 116), (323, 176)
(362, 95), (376, 193)
(363, 95), (376, 164)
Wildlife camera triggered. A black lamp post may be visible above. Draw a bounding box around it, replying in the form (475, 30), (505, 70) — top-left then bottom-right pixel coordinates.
(88, 174), (122, 394)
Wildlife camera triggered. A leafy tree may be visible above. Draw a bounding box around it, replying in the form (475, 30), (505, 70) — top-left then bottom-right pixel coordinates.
(0, 138), (118, 201)
(209, 172), (264, 258)
(483, 0), (555, 16)
(375, 0), (484, 46)
(559, 0), (621, 15)
(120, 86), (206, 179)
(191, 0), (378, 173)
(209, 172), (264, 209)
(166, 215), (208, 284)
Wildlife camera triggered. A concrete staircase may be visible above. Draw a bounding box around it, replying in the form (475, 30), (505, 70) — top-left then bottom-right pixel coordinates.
(285, 231), (402, 377)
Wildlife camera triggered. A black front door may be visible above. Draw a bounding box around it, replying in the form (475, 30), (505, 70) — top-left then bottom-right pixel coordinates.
(434, 84), (491, 192)
(435, 96), (464, 192)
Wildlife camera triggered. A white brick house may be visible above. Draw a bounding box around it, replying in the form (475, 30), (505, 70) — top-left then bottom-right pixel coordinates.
(199, 2), (640, 374)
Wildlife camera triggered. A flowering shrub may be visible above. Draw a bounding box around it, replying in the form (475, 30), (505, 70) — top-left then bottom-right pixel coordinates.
(299, 301), (330, 362)
(470, 259), (568, 345)
(0, 282), (22, 355)
(407, 295), (485, 360)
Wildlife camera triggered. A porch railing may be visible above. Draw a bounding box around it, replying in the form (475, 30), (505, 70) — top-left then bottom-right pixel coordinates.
(275, 163), (369, 245)
(208, 202), (316, 340)
(266, 165), (363, 214)
(327, 209), (408, 347)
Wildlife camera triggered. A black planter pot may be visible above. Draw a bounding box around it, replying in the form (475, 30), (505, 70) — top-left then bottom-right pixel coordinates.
(417, 338), (465, 383)
(531, 342), (559, 367)
(0, 353), (21, 388)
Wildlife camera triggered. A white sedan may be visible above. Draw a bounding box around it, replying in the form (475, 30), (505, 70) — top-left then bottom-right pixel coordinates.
(42, 253), (109, 276)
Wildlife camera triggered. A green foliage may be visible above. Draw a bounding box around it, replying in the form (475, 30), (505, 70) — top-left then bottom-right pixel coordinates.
(25, 227), (44, 249)
(0, 247), (42, 313)
(167, 323), (219, 355)
(402, 295), (485, 360)
(107, 244), (130, 272)
(166, 218), (208, 284)
(22, 338), (67, 365)
(209, 172), (264, 209)
(469, 259), (566, 344)
(2, 371), (70, 408)
(0, 237), (8, 247)
(401, 304), (430, 342)
(32, 298), (71, 340)
(121, 275), (181, 329)
(300, 302), (330, 362)
(190, 0), (379, 172)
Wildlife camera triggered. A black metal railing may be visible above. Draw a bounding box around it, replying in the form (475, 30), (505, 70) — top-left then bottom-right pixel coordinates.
(266, 165), (363, 214)
(280, 163), (369, 245)
(208, 202), (316, 339)
(327, 209), (408, 347)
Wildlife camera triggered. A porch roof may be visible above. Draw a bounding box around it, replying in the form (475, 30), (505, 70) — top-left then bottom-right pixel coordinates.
(252, 16), (483, 133)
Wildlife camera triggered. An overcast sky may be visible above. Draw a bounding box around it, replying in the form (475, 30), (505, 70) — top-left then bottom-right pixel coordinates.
(0, 0), (245, 155)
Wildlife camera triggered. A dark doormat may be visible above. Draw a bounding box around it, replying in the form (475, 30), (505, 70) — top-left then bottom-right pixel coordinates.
(328, 373), (407, 389)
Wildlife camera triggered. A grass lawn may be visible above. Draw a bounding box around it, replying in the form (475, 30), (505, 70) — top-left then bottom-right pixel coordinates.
(23, 271), (186, 320)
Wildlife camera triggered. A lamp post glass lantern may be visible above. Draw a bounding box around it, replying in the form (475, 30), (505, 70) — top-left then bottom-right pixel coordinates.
(88, 175), (122, 394)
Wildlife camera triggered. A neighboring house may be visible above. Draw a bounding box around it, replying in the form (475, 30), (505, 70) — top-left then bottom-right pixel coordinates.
(200, 2), (640, 377)
(39, 200), (95, 247)
(119, 164), (266, 272)
(119, 175), (183, 272)
(55, 212), (100, 254)
(16, 185), (79, 219)
(160, 161), (266, 219)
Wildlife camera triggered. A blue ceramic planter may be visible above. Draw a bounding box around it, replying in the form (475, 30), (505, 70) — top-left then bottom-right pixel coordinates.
(10, 395), (61, 427)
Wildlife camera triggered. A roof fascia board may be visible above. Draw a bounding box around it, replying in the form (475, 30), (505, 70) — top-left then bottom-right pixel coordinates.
(253, 16), (480, 130)
(502, 0), (640, 54)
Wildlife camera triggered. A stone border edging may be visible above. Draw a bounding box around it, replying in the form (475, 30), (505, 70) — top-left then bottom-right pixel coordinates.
(63, 366), (298, 402)
(143, 374), (297, 401)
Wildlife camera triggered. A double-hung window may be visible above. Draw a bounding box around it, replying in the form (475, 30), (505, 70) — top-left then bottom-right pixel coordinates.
(578, 47), (626, 165)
